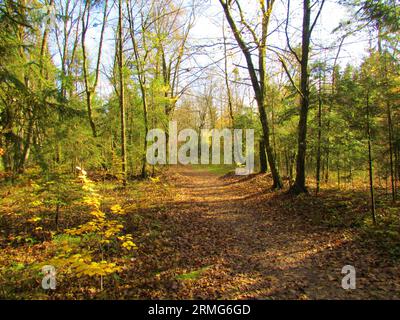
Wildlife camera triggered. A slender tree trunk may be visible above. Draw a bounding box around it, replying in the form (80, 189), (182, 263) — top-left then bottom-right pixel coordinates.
(219, 0), (283, 189)
(19, 114), (33, 171)
(126, 0), (148, 178)
(59, 0), (70, 97)
(366, 91), (376, 224)
(386, 101), (396, 202)
(40, 0), (54, 75)
(289, 152), (295, 185)
(259, 139), (267, 173)
(55, 202), (60, 231)
(18, 0), (54, 173)
(285, 149), (289, 177)
(379, 30), (396, 202)
(141, 89), (148, 178)
(259, 105), (282, 188)
(325, 147), (330, 183)
(395, 143), (399, 193)
(81, 2), (97, 138)
(118, 0), (127, 186)
(271, 97), (277, 163)
(350, 165), (353, 189)
(316, 76), (323, 195)
(81, 0), (108, 138)
(290, 0), (311, 194)
(222, 18), (234, 126)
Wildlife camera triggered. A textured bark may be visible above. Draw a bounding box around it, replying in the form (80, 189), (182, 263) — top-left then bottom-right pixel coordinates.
(366, 91), (376, 224)
(126, 0), (149, 178)
(259, 139), (268, 173)
(315, 80), (323, 195)
(386, 101), (396, 202)
(81, 0), (108, 138)
(222, 18), (234, 126)
(219, 0), (283, 189)
(118, 0), (127, 186)
(290, 0), (312, 194)
(289, 0), (325, 194)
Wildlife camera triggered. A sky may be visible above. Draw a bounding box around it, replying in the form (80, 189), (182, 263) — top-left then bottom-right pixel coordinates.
(55, 0), (375, 100)
(176, 0), (374, 107)
(190, 0), (372, 67)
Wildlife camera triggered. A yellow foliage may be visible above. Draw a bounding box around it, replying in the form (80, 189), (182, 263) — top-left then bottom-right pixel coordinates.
(30, 200), (43, 207)
(48, 253), (122, 278)
(45, 167), (137, 285)
(122, 240), (137, 251)
(27, 216), (41, 223)
(90, 210), (105, 219)
(149, 177), (160, 184)
(118, 234), (137, 251)
(110, 204), (125, 215)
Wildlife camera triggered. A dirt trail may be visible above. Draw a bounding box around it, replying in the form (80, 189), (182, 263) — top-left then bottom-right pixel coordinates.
(128, 166), (400, 299)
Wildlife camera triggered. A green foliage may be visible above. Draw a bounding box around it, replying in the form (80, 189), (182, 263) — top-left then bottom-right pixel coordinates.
(341, 0), (400, 32)
(176, 266), (211, 281)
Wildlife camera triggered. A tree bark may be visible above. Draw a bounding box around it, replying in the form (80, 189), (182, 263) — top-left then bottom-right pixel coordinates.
(81, 0), (108, 138)
(386, 101), (396, 202)
(316, 77), (323, 195)
(366, 91), (376, 224)
(126, 0), (150, 178)
(222, 18), (234, 126)
(118, 0), (127, 186)
(219, 0), (282, 189)
(284, 0), (325, 194)
(259, 139), (268, 173)
(81, 2), (97, 138)
(290, 0), (312, 194)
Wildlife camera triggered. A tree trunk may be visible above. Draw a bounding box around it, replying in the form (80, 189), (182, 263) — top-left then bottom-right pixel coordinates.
(126, 0), (148, 179)
(81, 2), (97, 138)
(118, 0), (127, 186)
(81, 0), (108, 138)
(395, 143), (399, 193)
(325, 147), (330, 183)
(141, 90), (148, 179)
(366, 91), (376, 224)
(315, 76), (323, 195)
(386, 101), (396, 202)
(290, 0), (311, 194)
(219, 0), (283, 189)
(222, 18), (234, 126)
(259, 139), (267, 173)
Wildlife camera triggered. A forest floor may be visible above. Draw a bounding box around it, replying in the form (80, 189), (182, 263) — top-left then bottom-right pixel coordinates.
(1, 165), (400, 299)
(122, 166), (400, 299)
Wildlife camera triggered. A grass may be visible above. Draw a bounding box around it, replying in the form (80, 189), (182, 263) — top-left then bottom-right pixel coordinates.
(191, 164), (236, 176)
(175, 266), (212, 280)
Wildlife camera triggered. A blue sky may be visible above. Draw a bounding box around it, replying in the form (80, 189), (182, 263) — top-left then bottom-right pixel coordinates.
(191, 0), (372, 66)
(56, 0), (374, 100)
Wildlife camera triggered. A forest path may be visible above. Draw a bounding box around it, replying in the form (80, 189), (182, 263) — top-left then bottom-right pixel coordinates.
(127, 166), (400, 299)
